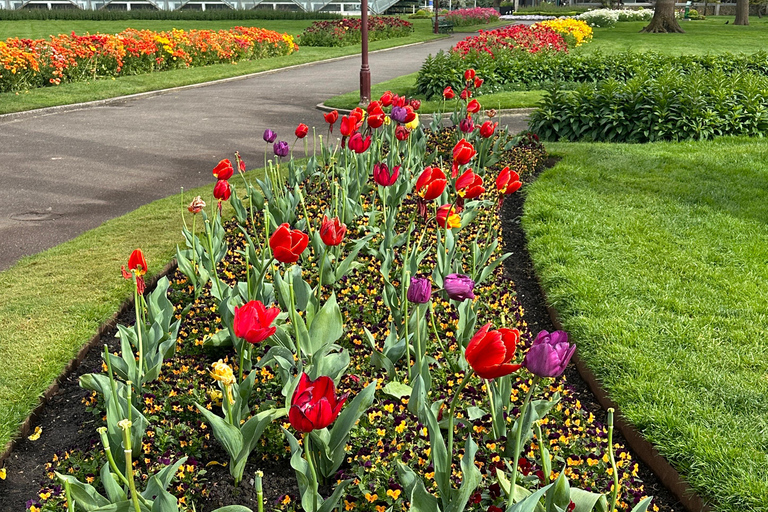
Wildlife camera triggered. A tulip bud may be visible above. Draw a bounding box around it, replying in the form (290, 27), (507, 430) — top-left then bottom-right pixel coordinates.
(295, 123), (309, 139)
(373, 162), (399, 187)
(213, 179), (231, 201)
(273, 140), (290, 158)
(459, 117), (474, 133)
(444, 273), (475, 301)
(188, 196), (206, 214)
(407, 277), (432, 304)
(263, 129), (277, 144)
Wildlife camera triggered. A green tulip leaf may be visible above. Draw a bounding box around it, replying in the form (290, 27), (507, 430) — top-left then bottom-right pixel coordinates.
(570, 488), (609, 512)
(446, 435), (482, 512)
(382, 381), (412, 399)
(306, 293), (343, 357)
(397, 462), (441, 512)
(142, 457), (187, 500)
(55, 472), (111, 510)
(195, 404), (243, 461)
(100, 463), (126, 503)
(545, 470), (571, 512)
(506, 483), (555, 512)
(629, 497), (654, 512)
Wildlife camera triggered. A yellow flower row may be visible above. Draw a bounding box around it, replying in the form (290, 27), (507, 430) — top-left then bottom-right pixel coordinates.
(536, 18), (593, 47)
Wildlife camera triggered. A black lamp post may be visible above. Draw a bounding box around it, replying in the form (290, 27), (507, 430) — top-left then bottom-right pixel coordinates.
(360, 0), (371, 104)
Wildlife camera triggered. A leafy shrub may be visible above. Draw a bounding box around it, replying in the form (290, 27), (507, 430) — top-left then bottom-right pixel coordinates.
(298, 17), (413, 47)
(528, 69), (768, 142)
(516, 4), (590, 14)
(0, 8), (341, 21)
(443, 7), (500, 27)
(409, 9), (432, 19)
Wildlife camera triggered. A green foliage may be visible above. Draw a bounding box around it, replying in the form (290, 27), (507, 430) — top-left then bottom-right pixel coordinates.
(528, 69), (768, 142)
(0, 9), (341, 21)
(515, 5), (590, 14)
(298, 17), (414, 47)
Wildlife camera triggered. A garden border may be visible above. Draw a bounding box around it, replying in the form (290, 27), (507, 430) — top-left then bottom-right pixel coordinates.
(0, 261), (177, 470)
(523, 206), (712, 512)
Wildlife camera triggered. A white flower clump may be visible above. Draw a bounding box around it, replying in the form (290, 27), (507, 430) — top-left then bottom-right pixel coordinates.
(577, 8), (654, 27)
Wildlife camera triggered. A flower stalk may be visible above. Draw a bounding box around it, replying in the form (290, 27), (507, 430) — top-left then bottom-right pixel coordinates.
(509, 376), (540, 502)
(447, 369), (473, 459)
(607, 408), (620, 512)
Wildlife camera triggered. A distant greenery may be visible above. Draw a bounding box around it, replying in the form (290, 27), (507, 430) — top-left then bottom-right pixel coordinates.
(515, 5), (589, 14)
(0, 8), (342, 21)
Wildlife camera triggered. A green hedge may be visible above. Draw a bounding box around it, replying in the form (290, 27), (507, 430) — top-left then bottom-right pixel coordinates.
(417, 49), (768, 99)
(0, 9), (342, 21)
(528, 69), (768, 142)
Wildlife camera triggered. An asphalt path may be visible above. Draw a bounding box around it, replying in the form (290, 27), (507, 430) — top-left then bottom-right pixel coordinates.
(0, 32), (529, 271)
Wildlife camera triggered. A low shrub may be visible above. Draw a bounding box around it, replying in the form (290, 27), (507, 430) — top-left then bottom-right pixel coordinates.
(298, 17), (413, 47)
(0, 27), (297, 93)
(577, 8), (654, 27)
(409, 9), (433, 19)
(536, 18), (593, 47)
(443, 7), (500, 27)
(0, 8), (342, 21)
(528, 69), (768, 142)
(516, 4), (590, 14)
(617, 8), (654, 21)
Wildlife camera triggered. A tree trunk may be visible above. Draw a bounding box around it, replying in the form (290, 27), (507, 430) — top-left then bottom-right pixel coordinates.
(734, 0), (750, 24)
(640, 0), (685, 33)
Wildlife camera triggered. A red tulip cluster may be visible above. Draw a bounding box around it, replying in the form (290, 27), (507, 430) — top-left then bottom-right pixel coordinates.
(452, 24), (567, 58)
(337, 107), (372, 153)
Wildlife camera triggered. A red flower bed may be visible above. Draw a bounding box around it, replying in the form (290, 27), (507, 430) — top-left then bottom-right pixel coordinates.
(299, 17), (413, 47)
(452, 24), (567, 57)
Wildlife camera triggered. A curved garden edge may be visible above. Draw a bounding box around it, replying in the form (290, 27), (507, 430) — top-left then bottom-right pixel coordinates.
(0, 260), (177, 470)
(505, 160), (710, 512)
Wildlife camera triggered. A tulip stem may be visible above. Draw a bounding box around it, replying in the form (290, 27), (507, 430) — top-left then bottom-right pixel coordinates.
(316, 249), (328, 305)
(429, 301), (456, 374)
(238, 340), (246, 384)
(303, 433), (319, 512)
(288, 272), (302, 361)
(402, 275), (410, 382)
(255, 471), (264, 512)
(413, 306), (423, 382)
(607, 408), (620, 512)
(486, 379), (501, 440)
(132, 274), (144, 398)
(121, 423), (142, 512)
(64, 480), (74, 512)
(205, 219), (223, 299)
(509, 376), (540, 503)
(447, 370), (473, 461)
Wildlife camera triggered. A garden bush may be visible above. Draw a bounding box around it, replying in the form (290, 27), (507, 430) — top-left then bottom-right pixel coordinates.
(577, 9), (654, 27)
(0, 27), (298, 93)
(297, 17), (413, 47)
(443, 7), (500, 27)
(0, 9), (342, 21)
(528, 69), (768, 142)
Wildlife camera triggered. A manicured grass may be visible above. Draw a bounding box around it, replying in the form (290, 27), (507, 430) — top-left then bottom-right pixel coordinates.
(324, 71), (543, 111)
(0, 170), (258, 454)
(583, 16), (768, 55)
(523, 137), (768, 512)
(0, 20), (443, 115)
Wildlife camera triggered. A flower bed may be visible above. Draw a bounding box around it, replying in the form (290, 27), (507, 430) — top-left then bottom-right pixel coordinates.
(23, 81), (659, 512)
(443, 8), (501, 27)
(297, 17), (413, 47)
(577, 9), (654, 28)
(0, 27), (297, 93)
(536, 18), (593, 47)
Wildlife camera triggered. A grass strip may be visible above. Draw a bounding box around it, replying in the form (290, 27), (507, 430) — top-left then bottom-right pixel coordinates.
(0, 168), (263, 454)
(522, 137), (768, 512)
(0, 19), (444, 116)
(323, 71), (543, 111)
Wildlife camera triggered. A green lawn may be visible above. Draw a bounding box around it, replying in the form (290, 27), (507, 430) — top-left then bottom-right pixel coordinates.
(583, 16), (768, 55)
(523, 137), (768, 512)
(0, 19), (443, 115)
(324, 71), (543, 111)
(0, 170), (263, 455)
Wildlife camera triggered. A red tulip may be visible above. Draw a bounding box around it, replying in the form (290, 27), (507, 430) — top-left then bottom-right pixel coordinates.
(380, 91), (393, 107)
(467, 99), (481, 115)
(234, 300), (280, 344)
(213, 179), (231, 201)
(367, 113), (385, 129)
(348, 133), (371, 154)
(465, 323), (522, 379)
(324, 110), (339, 132)
(350, 107), (366, 125)
(340, 115), (358, 138)
(497, 166), (522, 195)
(289, 373), (348, 433)
(464, 68), (476, 82)
(403, 105), (417, 124)
(409, 99), (422, 111)
(320, 215), (346, 246)
(269, 223), (309, 264)
(415, 166), (447, 201)
(367, 100), (383, 115)
(474, 77), (484, 89)
(127, 249), (147, 276)
(479, 121), (498, 138)
(295, 123), (309, 139)
(443, 86), (455, 100)
(456, 169), (485, 199)
(395, 125), (410, 141)
(436, 204), (461, 229)
(391, 94), (407, 108)
(373, 162), (400, 187)
(460, 88), (471, 100)
(452, 139), (477, 166)
(212, 159), (234, 181)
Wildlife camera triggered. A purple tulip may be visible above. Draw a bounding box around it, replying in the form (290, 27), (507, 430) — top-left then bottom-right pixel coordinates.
(263, 129), (277, 143)
(407, 277), (431, 304)
(443, 273), (475, 301)
(390, 106), (408, 124)
(273, 140), (290, 157)
(523, 330), (575, 378)
(459, 117), (474, 133)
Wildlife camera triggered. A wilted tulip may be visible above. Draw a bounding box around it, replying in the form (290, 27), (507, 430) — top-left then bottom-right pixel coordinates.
(415, 166), (447, 201)
(460, 88), (471, 100)
(436, 204), (461, 229)
(465, 323), (522, 380)
(497, 166), (522, 195)
(188, 196), (206, 214)
(444, 273), (475, 301)
(523, 330), (575, 378)
(289, 373), (348, 433)
(273, 141), (290, 157)
(210, 360), (236, 387)
(459, 117), (474, 133)
(395, 125), (410, 141)
(269, 223), (309, 264)
(127, 248), (147, 276)
(295, 123), (309, 139)
(407, 277), (432, 304)
(443, 86), (456, 100)
(474, 77), (484, 89)
(213, 179), (231, 201)
(373, 162), (399, 187)
(263, 129), (277, 144)
(320, 215), (346, 246)
(234, 300), (280, 345)
(212, 159), (234, 181)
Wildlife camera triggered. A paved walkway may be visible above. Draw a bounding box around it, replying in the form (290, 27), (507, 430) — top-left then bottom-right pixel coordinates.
(0, 33), (529, 271)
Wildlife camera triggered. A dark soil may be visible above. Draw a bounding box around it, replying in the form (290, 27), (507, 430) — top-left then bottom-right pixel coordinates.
(500, 156), (685, 512)
(0, 155), (688, 512)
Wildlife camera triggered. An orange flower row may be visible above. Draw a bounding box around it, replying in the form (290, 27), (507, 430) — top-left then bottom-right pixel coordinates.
(0, 26), (298, 93)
